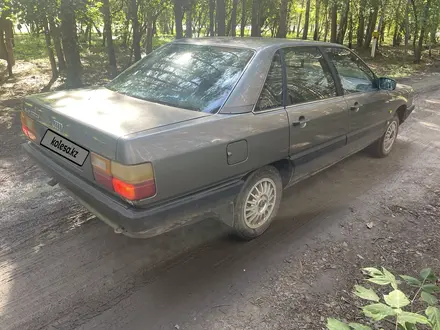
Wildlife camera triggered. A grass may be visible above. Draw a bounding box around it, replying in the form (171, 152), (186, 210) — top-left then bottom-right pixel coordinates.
(14, 34), (48, 61)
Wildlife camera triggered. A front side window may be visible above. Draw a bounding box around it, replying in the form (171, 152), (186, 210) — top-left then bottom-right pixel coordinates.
(255, 51), (283, 112)
(325, 47), (377, 94)
(283, 47), (337, 105)
(107, 43), (254, 113)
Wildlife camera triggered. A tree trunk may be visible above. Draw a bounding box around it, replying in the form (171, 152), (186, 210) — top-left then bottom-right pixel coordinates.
(209, 0), (215, 36)
(336, 0), (350, 44)
(357, 0), (366, 46)
(216, 0), (226, 36)
(415, 0), (431, 63)
(330, 3), (337, 43)
(0, 15), (14, 77)
(313, 0), (320, 40)
(131, 0), (141, 61)
(186, 2), (192, 37)
(348, 7), (353, 48)
(393, 0), (402, 46)
(323, 1), (329, 42)
(364, 2), (379, 49)
(431, 24), (438, 44)
(410, 0), (419, 56)
(146, 20), (154, 54)
(404, 0), (410, 48)
(49, 18), (66, 72)
(277, 0), (289, 38)
(84, 24), (91, 47)
(297, 0), (305, 37)
(251, 0), (260, 36)
(42, 16), (58, 82)
(121, 18), (130, 48)
(102, 24), (106, 47)
(174, 0), (184, 39)
(240, 0), (246, 36)
(60, 0), (82, 88)
(302, 0), (311, 39)
(102, 0), (117, 77)
(230, 0), (238, 36)
(88, 23), (92, 48)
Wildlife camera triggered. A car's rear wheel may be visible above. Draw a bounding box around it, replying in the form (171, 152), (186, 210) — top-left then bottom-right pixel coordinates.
(233, 166), (282, 240)
(370, 114), (400, 158)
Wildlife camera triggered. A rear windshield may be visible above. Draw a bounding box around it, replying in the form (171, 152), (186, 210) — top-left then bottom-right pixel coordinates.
(107, 43), (254, 113)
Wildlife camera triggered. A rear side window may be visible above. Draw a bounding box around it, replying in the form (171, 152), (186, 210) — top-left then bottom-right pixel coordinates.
(324, 47), (376, 94)
(284, 47), (337, 105)
(255, 51), (283, 112)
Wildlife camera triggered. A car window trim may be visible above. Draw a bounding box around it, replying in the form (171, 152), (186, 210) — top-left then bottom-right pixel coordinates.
(284, 94), (346, 110)
(281, 45), (340, 106)
(252, 49), (285, 114)
(321, 46), (380, 96)
(318, 46), (344, 97)
(218, 49), (257, 114)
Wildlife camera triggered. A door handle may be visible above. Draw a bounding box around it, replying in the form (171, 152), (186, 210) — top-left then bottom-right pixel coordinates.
(350, 102), (360, 112)
(292, 116), (309, 128)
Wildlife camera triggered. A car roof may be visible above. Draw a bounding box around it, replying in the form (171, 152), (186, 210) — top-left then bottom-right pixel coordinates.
(173, 37), (346, 51)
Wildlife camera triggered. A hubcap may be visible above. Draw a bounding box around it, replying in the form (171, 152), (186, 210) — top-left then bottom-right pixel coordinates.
(244, 178), (277, 229)
(383, 121), (398, 152)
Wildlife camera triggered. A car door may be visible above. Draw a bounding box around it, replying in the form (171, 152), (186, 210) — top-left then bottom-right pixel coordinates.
(282, 46), (349, 182)
(323, 47), (392, 150)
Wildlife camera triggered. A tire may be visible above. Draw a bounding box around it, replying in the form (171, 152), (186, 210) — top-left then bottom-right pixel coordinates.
(233, 166), (283, 240)
(370, 114), (400, 158)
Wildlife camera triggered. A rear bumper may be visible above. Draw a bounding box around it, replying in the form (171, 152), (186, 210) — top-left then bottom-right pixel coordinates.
(23, 142), (241, 238)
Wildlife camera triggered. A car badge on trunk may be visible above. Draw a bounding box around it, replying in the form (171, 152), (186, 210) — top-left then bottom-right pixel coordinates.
(51, 119), (64, 133)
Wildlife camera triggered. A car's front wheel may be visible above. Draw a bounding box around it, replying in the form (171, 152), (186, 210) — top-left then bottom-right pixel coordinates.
(370, 114), (400, 158)
(233, 166), (282, 240)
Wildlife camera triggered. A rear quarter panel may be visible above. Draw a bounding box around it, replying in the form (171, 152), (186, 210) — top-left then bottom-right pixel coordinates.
(117, 110), (289, 204)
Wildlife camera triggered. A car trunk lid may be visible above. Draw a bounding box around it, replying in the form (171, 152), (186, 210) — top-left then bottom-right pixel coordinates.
(25, 87), (210, 160)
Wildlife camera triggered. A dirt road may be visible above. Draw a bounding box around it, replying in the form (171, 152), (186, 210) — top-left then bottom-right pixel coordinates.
(1, 82), (439, 330)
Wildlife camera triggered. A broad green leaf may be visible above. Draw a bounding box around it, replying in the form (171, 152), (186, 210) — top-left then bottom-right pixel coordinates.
(426, 306), (440, 330)
(422, 284), (440, 293)
(354, 285), (380, 302)
(327, 318), (350, 330)
(363, 303), (396, 321)
(383, 268), (399, 289)
(420, 268), (436, 281)
(421, 291), (438, 305)
(400, 275), (422, 287)
(397, 311), (429, 326)
(367, 277), (392, 286)
(363, 267), (383, 277)
(349, 323), (372, 330)
(384, 289), (410, 308)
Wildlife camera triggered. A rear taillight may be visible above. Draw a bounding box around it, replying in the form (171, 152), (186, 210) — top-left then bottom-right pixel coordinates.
(91, 153), (156, 201)
(21, 112), (36, 141)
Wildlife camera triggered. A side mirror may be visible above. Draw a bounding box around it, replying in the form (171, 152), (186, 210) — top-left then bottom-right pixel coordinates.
(378, 77), (397, 91)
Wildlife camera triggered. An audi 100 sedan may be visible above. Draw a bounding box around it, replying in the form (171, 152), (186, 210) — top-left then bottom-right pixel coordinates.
(22, 38), (415, 240)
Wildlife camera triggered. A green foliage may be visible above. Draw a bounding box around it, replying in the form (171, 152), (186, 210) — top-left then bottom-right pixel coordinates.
(14, 34), (47, 61)
(422, 292), (439, 306)
(354, 285), (380, 302)
(348, 323), (372, 330)
(384, 289), (410, 308)
(327, 267), (440, 330)
(327, 318), (351, 330)
(426, 306), (440, 330)
(364, 267), (400, 288)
